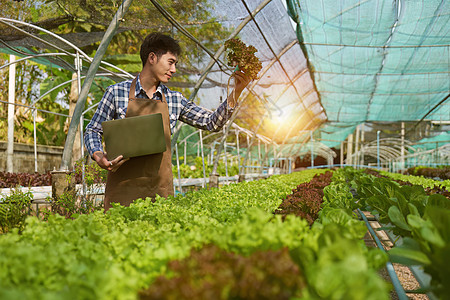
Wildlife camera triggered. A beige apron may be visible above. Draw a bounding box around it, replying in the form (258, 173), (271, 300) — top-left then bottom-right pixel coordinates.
(103, 78), (174, 211)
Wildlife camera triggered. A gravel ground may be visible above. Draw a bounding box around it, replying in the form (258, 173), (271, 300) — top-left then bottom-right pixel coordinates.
(362, 213), (430, 300)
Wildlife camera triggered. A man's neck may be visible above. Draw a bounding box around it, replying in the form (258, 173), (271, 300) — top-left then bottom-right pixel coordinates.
(139, 72), (159, 98)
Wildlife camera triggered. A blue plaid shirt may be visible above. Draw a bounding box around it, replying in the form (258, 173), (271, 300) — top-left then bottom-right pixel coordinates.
(84, 74), (234, 157)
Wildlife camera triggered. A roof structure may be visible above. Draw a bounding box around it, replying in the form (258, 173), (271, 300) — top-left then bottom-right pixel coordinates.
(287, 0), (450, 147)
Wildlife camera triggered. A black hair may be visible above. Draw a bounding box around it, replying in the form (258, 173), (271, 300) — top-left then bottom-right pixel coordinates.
(140, 33), (181, 67)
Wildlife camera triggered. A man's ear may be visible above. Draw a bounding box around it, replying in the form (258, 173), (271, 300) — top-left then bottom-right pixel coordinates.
(148, 52), (157, 64)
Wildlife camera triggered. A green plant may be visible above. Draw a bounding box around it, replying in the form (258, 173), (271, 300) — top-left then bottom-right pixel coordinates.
(73, 159), (108, 185)
(0, 169), (391, 299)
(42, 161), (104, 220)
(340, 167), (450, 298)
(224, 38), (262, 80)
(388, 201), (450, 298)
(172, 157), (239, 178)
(275, 171), (333, 224)
(0, 187), (33, 233)
(139, 245), (306, 300)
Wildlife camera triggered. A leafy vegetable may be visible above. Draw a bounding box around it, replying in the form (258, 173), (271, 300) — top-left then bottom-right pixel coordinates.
(139, 245), (306, 300)
(224, 38), (262, 80)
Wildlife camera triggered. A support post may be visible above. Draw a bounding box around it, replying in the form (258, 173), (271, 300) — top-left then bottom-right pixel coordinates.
(7, 54), (15, 173)
(33, 108), (38, 172)
(199, 130), (207, 188)
(175, 143), (182, 195)
(401, 122), (405, 171)
(347, 133), (353, 166)
(361, 123), (365, 166)
(60, 0), (133, 170)
(355, 125), (360, 168)
(236, 130), (240, 171)
(247, 135), (250, 174)
(223, 127), (228, 181)
(310, 130), (314, 168)
(184, 141), (187, 165)
(238, 174), (246, 182)
(377, 130), (381, 169)
(209, 173), (219, 188)
(51, 170), (75, 202)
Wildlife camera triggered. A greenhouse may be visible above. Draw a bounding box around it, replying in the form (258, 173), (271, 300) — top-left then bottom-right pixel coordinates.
(0, 0), (449, 299)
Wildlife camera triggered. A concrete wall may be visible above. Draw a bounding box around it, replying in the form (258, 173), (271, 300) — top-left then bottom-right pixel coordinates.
(0, 141), (63, 173)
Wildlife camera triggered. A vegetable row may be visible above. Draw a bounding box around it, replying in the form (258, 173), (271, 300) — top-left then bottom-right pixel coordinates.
(341, 167), (450, 298)
(0, 168), (394, 300)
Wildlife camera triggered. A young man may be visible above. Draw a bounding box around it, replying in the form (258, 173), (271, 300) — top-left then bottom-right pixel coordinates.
(84, 33), (250, 210)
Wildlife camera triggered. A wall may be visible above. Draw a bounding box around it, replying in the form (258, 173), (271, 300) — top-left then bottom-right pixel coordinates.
(0, 141), (63, 173)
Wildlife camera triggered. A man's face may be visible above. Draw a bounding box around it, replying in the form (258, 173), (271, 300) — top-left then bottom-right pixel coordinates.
(150, 52), (177, 83)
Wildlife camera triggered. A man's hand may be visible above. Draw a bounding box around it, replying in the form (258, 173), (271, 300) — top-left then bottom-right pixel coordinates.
(234, 70), (251, 94)
(228, 70), (251, 108)
(93, 151), (129, 172)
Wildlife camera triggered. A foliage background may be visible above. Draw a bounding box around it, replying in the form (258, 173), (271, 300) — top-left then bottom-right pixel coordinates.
(0, 0), (233, 146)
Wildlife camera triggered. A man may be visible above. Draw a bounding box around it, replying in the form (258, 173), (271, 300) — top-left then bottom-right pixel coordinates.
(84, 33), (250, 210)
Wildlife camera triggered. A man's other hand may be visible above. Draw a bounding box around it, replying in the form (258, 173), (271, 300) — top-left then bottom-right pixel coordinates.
(93, 151), (129, 172)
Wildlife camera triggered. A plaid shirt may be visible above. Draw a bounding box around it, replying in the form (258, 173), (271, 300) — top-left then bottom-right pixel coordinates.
(84, 74), (234, 157)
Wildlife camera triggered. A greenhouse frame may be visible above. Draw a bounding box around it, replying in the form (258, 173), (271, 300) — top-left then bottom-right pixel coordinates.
(1, 0), (448, 179)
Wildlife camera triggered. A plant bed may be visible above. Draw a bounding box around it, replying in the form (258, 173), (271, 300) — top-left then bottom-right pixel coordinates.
(363, 168), (450, 199)
(274, 171), (333, 224)
(0, 169), (393, 299)
(341, 167), (449, 299)
(406, 166), (450, 181)
(139, 245), (306, 300)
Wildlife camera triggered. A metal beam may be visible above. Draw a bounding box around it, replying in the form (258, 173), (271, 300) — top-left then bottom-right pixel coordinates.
(60, 0), (133, 170)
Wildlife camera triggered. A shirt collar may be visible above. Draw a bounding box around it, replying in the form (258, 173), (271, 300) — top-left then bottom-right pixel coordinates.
(135, 74), (164, 98)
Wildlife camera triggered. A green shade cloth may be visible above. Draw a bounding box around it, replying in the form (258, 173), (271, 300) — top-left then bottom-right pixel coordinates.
(287, 0), (450, 145)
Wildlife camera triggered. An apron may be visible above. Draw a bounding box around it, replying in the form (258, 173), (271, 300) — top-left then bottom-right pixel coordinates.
(103, 78), (174, 211)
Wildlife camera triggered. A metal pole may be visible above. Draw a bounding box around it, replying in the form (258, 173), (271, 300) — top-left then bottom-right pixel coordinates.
(247, 135), (250, 174)
(61, 0), (133, 170)
(264, 143), (268, 174)
(80, 113), (86, 199)
(7, 54), (15, 173)
(33, 108), (38, 172)
(175, 143), (182, 195)
(401, 122), (405, 170)
(358, 209), (409, 300)
(310, 130), (314, 168)
(223, 127), (228, 181)
(199, 130), (207, 188)
(76, 52), (86, 200)
(361, 123), (365, 166)
(236, 130), (240, 170)
(184, 141), (187, 165)
(355, 124), (360, 169)
(377, 130), (381, 169)
(347, 133), (354, 166)
(273, 144), (277, 172)
(258, 139), (261, 172)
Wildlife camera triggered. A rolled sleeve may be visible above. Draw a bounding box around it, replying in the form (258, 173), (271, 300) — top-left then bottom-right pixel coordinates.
(179, 97), (234, 132)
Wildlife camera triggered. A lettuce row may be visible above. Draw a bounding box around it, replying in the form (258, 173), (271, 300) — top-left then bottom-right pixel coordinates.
(0, 169), (389, 299)
(339, 168), (450, 298)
